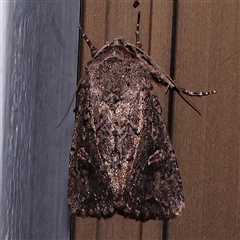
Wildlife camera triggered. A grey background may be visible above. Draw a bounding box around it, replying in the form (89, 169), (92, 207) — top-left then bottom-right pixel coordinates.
(1, 1), (80, 239)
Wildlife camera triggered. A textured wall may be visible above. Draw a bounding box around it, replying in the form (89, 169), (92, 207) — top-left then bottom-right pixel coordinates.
(1, 1), (80, 239)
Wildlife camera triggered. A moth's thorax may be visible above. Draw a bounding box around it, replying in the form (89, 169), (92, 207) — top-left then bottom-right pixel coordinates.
(87, 38), (136, 65)
(111, 37), (128, 47)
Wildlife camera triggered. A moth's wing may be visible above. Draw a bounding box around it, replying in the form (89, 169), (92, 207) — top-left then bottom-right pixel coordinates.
(120, 93), (184, 221)
(68, 78), (115, 219)
(68, 50), (184, 221)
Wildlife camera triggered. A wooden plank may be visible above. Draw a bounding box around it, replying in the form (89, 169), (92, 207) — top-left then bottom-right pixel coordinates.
(170, 1), (240, 240)
(74, 217), (97, 240)
(97, 215), (141, 240)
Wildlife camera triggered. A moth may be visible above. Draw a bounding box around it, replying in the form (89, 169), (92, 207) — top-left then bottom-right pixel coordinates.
(68, 12), (216, 222)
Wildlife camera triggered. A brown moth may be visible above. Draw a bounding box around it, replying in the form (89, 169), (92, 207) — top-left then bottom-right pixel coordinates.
(68, 12), (216, 221)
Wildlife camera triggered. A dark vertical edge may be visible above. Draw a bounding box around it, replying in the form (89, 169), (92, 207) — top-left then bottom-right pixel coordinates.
(167, 0), (178, 136)
(77, 0), (85, 85)
(69, 1), (85, 239)
(69, 215), (75, 240)
(163, 0), (179, 240)
(96, 219), (100, 240)
(162, 219), (169, 240)
(139, 221), (143, 240)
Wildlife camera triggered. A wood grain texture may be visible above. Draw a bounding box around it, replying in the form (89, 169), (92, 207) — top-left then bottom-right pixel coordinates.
(170, 1), (240, 240)
(73, 1), (240, 239)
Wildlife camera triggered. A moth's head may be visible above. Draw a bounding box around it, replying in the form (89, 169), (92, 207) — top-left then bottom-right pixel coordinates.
(90, 37), (135, 61)
(111, 37), (128, 47)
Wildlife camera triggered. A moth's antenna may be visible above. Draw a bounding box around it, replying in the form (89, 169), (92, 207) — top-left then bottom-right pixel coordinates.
(78, 24), (98, 57)
(135, 11), (142, 48)
(57, 80), (81, 128)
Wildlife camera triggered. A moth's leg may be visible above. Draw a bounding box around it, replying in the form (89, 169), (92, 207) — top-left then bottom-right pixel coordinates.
(128, 42), (216, 114)
(148, 67), (216, 114)
(144, 59), (216, 97)
(78, 25), (98, 57)
(133, 44), (217, 98)
(178, 87), (217, 96)
(135, 11), (142, 48)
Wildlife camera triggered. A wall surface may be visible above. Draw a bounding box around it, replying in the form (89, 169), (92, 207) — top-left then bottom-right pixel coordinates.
(1, 1), (80, 239)
(73, 1), (240, 240)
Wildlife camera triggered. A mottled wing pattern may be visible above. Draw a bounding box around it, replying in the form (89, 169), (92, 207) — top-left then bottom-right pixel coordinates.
(120, 92), (184, 220)
(68, 74), (116, 218)
(68, 40), (184, 221)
